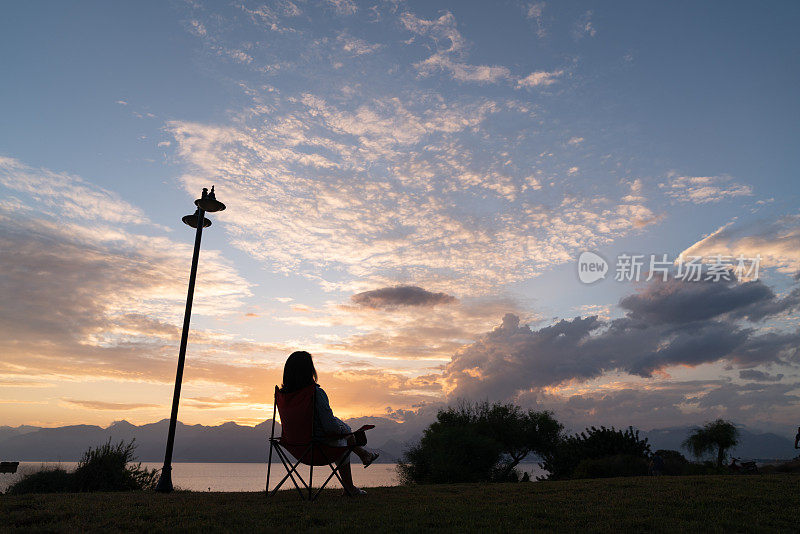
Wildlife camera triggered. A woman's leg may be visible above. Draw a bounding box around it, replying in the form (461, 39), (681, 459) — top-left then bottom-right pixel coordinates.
(345, 435), (372, 463)
(337, 460), (358, 493)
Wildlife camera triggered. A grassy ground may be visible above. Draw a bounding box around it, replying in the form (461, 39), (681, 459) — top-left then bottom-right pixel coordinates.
(2, 475), (798, 533)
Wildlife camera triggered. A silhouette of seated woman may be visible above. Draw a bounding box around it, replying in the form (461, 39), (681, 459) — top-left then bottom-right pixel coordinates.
(280, 350), (379, 495)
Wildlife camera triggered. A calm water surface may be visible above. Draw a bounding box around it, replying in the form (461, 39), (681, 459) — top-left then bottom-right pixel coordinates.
(2, 462), (546, 492)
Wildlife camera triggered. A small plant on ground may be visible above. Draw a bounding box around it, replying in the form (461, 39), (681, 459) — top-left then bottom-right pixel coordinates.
(73, 439), (158, 492)
(5, 466), (73, 495)
(5, 439), (157, 494)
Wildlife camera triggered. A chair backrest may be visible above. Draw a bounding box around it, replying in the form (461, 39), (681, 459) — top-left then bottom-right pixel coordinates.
(274, 384), (315, 445)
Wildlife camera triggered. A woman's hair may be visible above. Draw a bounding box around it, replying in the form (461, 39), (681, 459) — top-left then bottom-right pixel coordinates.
(280, 351), (318, 393)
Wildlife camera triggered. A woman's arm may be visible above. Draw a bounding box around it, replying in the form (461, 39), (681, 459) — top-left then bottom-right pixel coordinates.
(314, 386), (349, 435)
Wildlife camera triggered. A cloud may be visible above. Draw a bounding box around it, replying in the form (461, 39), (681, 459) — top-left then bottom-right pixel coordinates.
(739, 369), (784, 382)
(618, 278), (799, 323)
(574, 10), (596, 39)
(401, 12), (510, 84)
(402, 11), (561, 88)
(680, 215), (800, 274)
(660, 174), (753, 204)
(165, 7), (653, 296)
(350, 286), (457, 309)
(0, 159), (285, 404)
(0, 161), (465, 420)
(338, 33), (383, 55)
(526, 379), (800, 432)
(0, 157), (151, 225)
(400, 12), (465, 53)
(444, 278), (800, 400)
(62, 399), (161, 410)
(324, 0), (357, 15)
(415, 53), (512, 84)
(189, 19), (207, 37)
(525, 2), (547, 38)
(284, 291), (526, 363)
(169, 94), (656, 293)
(226, 49), (253, 64)
(517, 70), (563, 88)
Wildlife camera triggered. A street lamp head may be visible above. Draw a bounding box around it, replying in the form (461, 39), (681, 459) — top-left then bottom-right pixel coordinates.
(195, 185), (226, 213)
(182, 209), (212, 228)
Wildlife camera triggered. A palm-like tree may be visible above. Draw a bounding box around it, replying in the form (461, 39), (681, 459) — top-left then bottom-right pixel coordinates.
(683, 419), (739, 467)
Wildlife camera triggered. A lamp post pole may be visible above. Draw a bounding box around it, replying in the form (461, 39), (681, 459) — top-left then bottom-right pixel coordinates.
(156, 187), (225, 493)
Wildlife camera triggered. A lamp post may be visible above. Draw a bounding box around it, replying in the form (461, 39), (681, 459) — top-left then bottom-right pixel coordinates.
(155, 186), (226, 493)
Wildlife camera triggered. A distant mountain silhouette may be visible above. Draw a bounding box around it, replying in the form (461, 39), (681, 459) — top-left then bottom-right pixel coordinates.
(641, 427), (794, 461)
(0, 417), (411, 462)
(1, 420), (794, 463)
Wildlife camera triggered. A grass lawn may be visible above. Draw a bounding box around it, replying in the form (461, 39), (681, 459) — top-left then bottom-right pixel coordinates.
(2, 475), (798, 532)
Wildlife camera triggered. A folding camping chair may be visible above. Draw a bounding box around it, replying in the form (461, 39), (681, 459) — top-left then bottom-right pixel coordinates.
(266, 384), (375, 501)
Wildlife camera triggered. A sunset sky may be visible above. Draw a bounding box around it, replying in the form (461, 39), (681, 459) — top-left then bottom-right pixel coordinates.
(1, 1), (799, 434)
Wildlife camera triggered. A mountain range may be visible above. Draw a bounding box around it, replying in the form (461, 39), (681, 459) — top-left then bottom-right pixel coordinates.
(1, 419), (796, 463)
(0, 417), (412, 463)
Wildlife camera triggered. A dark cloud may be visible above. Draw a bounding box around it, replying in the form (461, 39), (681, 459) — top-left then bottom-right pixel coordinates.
(739, 369), (784, 382)
(351, 285), (457, 309)
(445, 278), (800, 400)
(619, 278), (798, 324)
(689, 381), (800, 416)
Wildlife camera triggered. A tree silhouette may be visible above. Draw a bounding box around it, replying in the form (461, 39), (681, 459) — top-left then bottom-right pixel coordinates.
(398, 401), (563, 484)
(682, 419), (739, 467)
(539, 425), (651, 480)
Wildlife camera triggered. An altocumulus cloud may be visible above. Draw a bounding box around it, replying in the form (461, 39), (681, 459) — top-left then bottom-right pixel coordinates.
(170, 3), (658, 295)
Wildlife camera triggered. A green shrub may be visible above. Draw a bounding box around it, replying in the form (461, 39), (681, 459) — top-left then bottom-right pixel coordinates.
(5, 439), (157, 494)
(573, 454), (649, 479)
(6, 466), (73, 495)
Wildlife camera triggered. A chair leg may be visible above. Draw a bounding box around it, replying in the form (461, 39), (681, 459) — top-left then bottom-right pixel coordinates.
(266, 442), (273, 493)
(271, 447), (304, 500)
(311, 447), (354, 501)
(266, 391), (277, 494)
(309, 443), (314, 501)
(271, 445), (310, 500)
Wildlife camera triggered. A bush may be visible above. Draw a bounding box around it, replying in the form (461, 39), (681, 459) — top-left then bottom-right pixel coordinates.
(761, 459), (800, 474)
(573, 454), (649, 479)
(398, 401), (562, 484)
(540, 426), (651, 480)
(6, 466), (73, 495)
(73, 439), (158, 492)
(398, 425), (501, 484)
(5, 439), (157, 494)
(654, 449), (690, 476)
